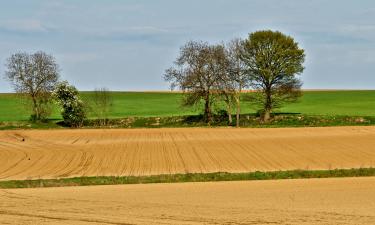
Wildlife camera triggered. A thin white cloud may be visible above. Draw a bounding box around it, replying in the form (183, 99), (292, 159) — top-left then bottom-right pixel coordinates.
(56, 53), (99, 64)
(77, 25), (172, 44)
(128, 26), (169, 34)
(0, 19), (48, 33)
(339, 24), (375, 37)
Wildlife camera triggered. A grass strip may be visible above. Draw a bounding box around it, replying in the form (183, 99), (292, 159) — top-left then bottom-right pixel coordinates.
(2, 114), (375, 130)
(1, 168), (374, 189)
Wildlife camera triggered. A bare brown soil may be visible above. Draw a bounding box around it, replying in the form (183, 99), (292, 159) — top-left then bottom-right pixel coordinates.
(1, 126), (375, 180)
(1, 177), (375, 224)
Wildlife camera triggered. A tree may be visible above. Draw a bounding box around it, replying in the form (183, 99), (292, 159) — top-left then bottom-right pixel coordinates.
(223, 38), (248, 127)
(53, 81), (86, 127)
(217, 86), (235, 124)
(164, 41), (228, 123)
(90, 87), (113, 126)
(4, 51), (60, 121)
(241, 30), (305, 122)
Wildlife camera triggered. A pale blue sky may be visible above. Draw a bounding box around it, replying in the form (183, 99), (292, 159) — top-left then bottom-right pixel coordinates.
(1, 0), (375, 92)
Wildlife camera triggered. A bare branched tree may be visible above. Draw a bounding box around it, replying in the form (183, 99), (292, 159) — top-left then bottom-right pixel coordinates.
(5, 51), (60, 121)
(164, 41), (228, 123)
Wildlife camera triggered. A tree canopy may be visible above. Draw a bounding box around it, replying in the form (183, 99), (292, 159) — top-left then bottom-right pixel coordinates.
(241, 30), (305, 121)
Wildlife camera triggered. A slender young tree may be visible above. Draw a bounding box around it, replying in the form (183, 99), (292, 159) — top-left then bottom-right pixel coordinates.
(4, 51), (60, 121)
(218, 88), (235, 124)
(241, 30), (305, 121)
(90, 87), (113, 126)
(224, 38), (248, 127)
(164, 41), (227, 123)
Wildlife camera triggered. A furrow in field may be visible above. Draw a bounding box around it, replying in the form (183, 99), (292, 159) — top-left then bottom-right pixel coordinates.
(1, 177), (375, 225)
(0, 126), (375, 180)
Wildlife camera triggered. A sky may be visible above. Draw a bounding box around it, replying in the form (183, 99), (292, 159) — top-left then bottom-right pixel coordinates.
(0, 0), (375, 92)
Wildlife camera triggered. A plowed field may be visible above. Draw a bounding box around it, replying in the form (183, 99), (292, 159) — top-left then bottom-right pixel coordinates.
(1, 177), (375, 224)
(1, 126), (375, 180)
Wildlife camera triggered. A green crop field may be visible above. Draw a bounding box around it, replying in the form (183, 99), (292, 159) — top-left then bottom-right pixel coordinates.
(0, 90), (374, 122)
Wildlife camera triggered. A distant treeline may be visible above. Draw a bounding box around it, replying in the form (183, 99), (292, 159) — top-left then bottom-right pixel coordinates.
(3, 30), (305, 127)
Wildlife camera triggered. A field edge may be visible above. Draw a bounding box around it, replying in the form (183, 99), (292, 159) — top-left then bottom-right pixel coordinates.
(1, 167), (374, 189)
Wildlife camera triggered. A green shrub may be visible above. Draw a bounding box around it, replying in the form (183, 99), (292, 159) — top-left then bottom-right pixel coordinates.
(53, 81), (86, 127)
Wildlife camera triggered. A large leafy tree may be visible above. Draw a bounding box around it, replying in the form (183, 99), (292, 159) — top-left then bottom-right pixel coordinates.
(164, 41), (228, 123)
(5, 51), (60, 121)
(241, 30), (305, 121)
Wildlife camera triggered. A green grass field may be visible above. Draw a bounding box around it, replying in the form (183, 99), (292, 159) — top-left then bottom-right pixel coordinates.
(0, 90), (374, 122)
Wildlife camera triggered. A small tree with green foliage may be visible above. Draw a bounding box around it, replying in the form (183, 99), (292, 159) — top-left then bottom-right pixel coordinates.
(53, 81), (86, 127)
(241, 30), (305, 122)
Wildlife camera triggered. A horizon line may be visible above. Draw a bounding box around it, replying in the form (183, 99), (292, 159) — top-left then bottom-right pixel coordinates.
(0, 88), (375, 94)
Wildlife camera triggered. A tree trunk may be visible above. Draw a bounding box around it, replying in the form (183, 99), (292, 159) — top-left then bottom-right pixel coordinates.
(236, 98), (240, 127)
(227, 104), (232, 125)
(262, 89), (272, 122)
(204, 94), (211, 124)
(31, 96), (39, 121)
(236, 87), (241, 128)
(263, 109), (271, 122)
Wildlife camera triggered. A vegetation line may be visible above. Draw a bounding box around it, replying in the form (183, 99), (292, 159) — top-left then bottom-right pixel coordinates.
(1, 168), (374, 189)
(2, 114), (375, 130)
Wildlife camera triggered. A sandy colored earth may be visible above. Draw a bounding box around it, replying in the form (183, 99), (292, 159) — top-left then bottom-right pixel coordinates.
(0, 177), (374, 224)
(1, 126), (375, 180)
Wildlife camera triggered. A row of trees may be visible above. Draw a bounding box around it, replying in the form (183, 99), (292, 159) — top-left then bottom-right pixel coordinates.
(164, 30), (305, 124)
(3, 30), (305, 127)
(4, 51), (113, 127)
